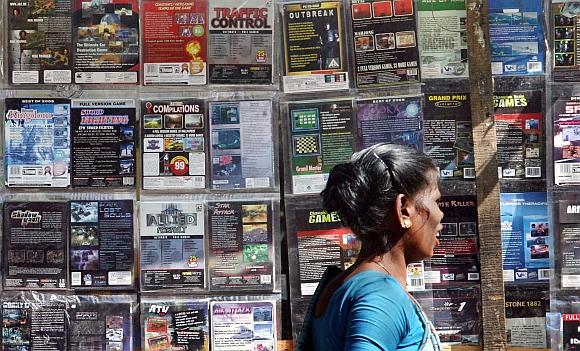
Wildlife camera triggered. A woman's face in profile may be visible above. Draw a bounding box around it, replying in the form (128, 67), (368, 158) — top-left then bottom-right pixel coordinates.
(406, 178), (443, 261)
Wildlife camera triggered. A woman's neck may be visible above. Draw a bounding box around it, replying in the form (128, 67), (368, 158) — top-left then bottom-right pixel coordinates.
(358, 246), (408, 288)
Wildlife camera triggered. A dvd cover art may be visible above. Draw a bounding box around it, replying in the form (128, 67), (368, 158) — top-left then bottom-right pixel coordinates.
(1, 292), (67, 351)
(4, 98), (70, 187)
(210, 300), (277, 351)
(505, 285), (548, 348)
(7, 0), (72, 84)
(142, 0), (206, 85)
(69, 200), (134, 289)
(141, 99), (207, 190)
(357, 95), (423, 150)
(553, 1), (580, 82)
(71, 99), (136, 187)
(282, 1), (349, 93)
(500, 192), (551, 283)
(351, 0), (420, 87)
(139, 201), (205, 291)
(425, 195), (480, 287)
(489, 0), (545, 76)
(563, 314), (580, 350)
(209, 100), (274, 189)
(3, 202), (67, 289)
(287, 201), (358, 296)
(424, 94), (474, 179)
(417, 0), (467, 79)
(142, 299), (209, 351)
(68, 296), (134, 351)
(493, 91), (544, 179)
(553, 96), (580, 185)
(287, 98), (356, 195)
(208, 200), (274, 291)
(208, 0), (273, 85)
(72, 0), (139, 83)
(412, 287), (481, 344)
(558, 200), (580, 288)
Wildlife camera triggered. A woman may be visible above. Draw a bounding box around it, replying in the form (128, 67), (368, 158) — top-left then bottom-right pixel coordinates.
(305, 143), (443, 350)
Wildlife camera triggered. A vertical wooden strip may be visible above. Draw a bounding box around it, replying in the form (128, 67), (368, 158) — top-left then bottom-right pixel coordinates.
(465, 1), (507, 350)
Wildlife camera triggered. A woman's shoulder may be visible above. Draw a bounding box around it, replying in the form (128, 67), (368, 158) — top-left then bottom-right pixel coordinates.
(341, 270), (413, 306)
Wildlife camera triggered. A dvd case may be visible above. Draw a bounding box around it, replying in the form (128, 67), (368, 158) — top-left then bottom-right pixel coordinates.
(424, 93), (474, 179)
(3, 201), (68, 290)
(69, 200), (135, 289)
(553, 1), (580, 81)
(4, 98), (71, 188)
(350, 0), (420, 87)
(142, 0), (207, 85)
(141, 297), (210, 351)
(139, 200), (206, 291)
(72, 0), (140, 83)
(70, 99), (136, 187)
(558, 199), (580, 289)
(504, 284), (549, 348)
(7, 0), (72, 84)
(493, 91), (544, 179)
(357, 95), (423, 150)
(68, 294), (136, 351)
(281, 1), (349, 93)
(209, 100), (275, 190)
(207, 199), (275, 291)
(141, 99), (207, 190)
(208, 0), (274, 85)
(417, 0), (467, 79)
(285, 98), (357, 195)
(554, 95), (580, 185)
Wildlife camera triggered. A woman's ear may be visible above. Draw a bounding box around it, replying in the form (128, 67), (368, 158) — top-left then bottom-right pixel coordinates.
(394, 193), (416, 228)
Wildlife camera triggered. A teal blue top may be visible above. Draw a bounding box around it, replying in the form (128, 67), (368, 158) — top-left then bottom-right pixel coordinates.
(311, 270), (425, 351)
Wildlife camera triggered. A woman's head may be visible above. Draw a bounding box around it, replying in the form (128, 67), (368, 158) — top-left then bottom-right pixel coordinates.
(321, 143), (442, 259)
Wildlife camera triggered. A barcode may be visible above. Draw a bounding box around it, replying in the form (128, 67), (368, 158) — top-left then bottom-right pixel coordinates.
(559, 164), (572, 174)
(468, 273), (480, 280)
(145, 64), (157, 74)
(527, 62), (541, 72)
(463, 168), (475, 179)
(123, 177), (134, 186)
(525, 167), (541, 178)
(410, 278), (423, 287)
(9, 166), (20, 175)
(539, 269), (551, 280)
(260, 275), (272, 284)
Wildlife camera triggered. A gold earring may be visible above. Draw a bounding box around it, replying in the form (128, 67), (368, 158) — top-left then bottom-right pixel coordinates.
(401, 219), (412, 229)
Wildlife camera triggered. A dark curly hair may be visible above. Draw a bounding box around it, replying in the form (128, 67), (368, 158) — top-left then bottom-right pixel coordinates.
(321, 143), (437, 257)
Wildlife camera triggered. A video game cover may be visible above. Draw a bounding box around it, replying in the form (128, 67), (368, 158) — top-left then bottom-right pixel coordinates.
(139, 201), (205, 291)
(210, 300), (277, 351)
(69, 200), (134, 289)
(141, 99), (207, 190)
(424, 93), (475, 179)
(500, 192), (551, 283)
(357, 95), (423, 150)
(553, 96), (580, 185)
(350, 0), (420, 87)
(3, 202), (68, 289)
(558, 199), (580, 288)
(424, 195), (480, 287)
(286, 98), (356, 195)
(1, 292), (67, 351)
(489, 0), (545, 76)
(417, 0), (468, 79)
(553, 1), (580, 81)
(505, 284), (548, 348)
(209, 100), (274, 189)
(68, 295), (135, 351)
(208, 200), (274, 291)
(282, 1), (349, 93)
(7, 0), (73, 84)
(72, 0), (139, 83)
(4, 98), (70, 187)
(412, 287), (481, 345)
(142, 0), (207, 85)
(142, 298), (209, 351)
(208, 0), (274, 85)
(71, 99), (136, 187)
(493, 91), (544, 179)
